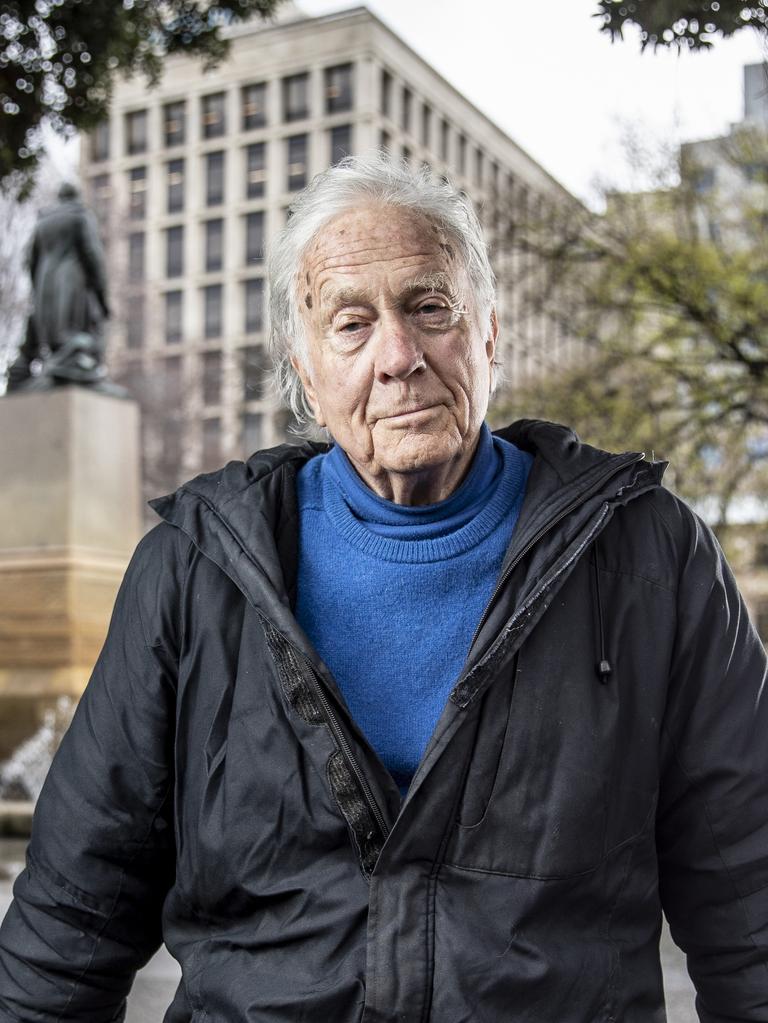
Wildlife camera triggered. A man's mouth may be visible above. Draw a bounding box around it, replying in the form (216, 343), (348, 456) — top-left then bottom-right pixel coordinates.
(380, 404), (439, 421)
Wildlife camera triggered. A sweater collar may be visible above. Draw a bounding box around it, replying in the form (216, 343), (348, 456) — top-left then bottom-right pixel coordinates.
(324, 422), (500, 529)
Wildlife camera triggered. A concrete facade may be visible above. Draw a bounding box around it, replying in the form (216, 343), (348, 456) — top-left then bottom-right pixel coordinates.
(81, 5), (573, 506)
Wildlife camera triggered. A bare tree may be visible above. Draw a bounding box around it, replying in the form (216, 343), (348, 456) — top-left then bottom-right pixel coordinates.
(489, 127), (768, 525)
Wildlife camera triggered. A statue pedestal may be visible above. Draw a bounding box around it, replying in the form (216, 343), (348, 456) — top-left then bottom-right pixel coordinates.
(0, 387), (141, 760)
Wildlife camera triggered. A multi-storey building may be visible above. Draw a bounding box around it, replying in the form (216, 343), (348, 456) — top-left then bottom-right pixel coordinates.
(678, 62), (768, 643)
(681, 62), (768, 245)
(82, 3), (572, 507)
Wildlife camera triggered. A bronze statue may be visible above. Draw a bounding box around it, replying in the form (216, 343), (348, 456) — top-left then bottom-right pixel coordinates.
(7, 182), (118, 392)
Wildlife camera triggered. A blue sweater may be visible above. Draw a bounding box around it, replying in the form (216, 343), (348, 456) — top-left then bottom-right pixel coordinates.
(296, 425), (532, 793)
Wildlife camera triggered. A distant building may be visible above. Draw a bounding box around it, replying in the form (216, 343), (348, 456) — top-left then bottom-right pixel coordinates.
(82, 4), (573, 505)
(744, 62), (768, 126)
(680, 62), (768, 644)
(681, 61), (768, 245)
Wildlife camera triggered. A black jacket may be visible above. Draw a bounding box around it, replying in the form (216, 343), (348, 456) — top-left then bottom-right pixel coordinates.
(1, 420), (767, 1023)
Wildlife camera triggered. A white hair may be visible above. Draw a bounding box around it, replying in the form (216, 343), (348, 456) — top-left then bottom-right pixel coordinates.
(266, 153), (497, 431)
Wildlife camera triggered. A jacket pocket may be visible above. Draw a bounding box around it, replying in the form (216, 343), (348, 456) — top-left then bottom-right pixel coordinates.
(448, 650), (612, 878)
(447, 557), (657, 879)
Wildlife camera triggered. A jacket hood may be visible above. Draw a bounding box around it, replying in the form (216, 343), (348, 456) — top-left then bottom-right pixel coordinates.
(149, 438), (328, 641)
(497, 419), (652, 487)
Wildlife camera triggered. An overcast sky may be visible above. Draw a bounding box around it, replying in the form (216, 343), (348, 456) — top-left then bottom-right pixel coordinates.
(299, 0), (767, 204)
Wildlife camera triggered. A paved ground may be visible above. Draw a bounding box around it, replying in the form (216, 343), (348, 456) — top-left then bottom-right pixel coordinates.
(0, 840), (697, 1021)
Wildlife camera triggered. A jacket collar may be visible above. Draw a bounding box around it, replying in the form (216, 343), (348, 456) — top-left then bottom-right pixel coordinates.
(493, 420), (665, 571)
(149, 420), (666, 636)
(149, 439), (327, 646)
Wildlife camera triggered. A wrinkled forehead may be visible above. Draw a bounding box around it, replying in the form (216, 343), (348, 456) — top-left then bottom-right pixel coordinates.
(299, 202), (467, 300)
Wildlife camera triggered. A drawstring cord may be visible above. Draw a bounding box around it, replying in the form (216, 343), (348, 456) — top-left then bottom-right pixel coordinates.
(593, 538), (612, 685)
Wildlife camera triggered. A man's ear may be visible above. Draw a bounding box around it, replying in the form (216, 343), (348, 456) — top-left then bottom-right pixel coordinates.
(291, 355), (326, 428)
(486, 307), (499, 364)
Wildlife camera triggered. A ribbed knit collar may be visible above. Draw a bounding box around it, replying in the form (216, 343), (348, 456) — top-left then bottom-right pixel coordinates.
(320, 424), (530, 564)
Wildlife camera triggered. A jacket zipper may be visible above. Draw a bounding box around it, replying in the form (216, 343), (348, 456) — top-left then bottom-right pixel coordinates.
(299, 651), (389, 841)
(269, 452), (646, 865)
(468, 452), (645, 650)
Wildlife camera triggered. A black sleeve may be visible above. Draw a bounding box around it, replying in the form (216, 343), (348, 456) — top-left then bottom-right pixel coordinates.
(0, 524), (189, 1022)
(656, 501), (768, 1022)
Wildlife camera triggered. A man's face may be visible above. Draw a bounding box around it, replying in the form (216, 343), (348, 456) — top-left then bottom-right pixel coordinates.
(293, 203), (497, 504)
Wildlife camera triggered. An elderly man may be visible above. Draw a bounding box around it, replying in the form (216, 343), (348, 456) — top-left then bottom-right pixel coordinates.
(1, 156), (767, 1022)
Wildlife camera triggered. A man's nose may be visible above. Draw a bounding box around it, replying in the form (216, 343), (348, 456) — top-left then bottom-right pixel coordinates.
(373, 314), (426, 382)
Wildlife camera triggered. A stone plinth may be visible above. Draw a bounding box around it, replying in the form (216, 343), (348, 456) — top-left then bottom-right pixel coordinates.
(0, 387), (141, 759)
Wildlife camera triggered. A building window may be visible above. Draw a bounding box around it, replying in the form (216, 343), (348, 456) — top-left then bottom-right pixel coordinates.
(166, 158), (184, 214)
(475, 147), (484, 187)
(242, 81), (267, 130)
(381, 68), (392, 118)
(490, 160), (499, 194)
(242, 343), (268, 399)
(128, 232), (145, 281)
(163, 101), (186, 147)
(283, 72), (309, 122)
(162, 417), (183, 474)
(691, 167), (715, 193)
(243, 279), (264, 334)
(158, 372), (185, 474)
(128, 166), (147, 220)
(201, 91), (226, 139)
(421, 103), (431, 147)
(457, 133), (467, 175)
(202, 417), (221, 469)
(379, 130), (391, 154)
(126, 295), (144, 349)
(325, 63), (353, 114)
(245, 211), (265, 265)
(125, 110), (147, 155)
(202, 350), (222, 405)
(286, 134), (308, 191)
(164, 290), (183, 344)
(163, 355), (183, 402)
(242, 411), (264, 454)
(440, 118), (450, 162)
(205, 151), (225, 206)
(203, 284), (223, 339)
(204, 218), (224, 273)
(166, 225), (184, 277)
(90, 121), (109, 162)
(245, 142), (266, 198)
(401, 86), (412, 134)
(329, 124), (352, 166)
(91, 173), (111, 224)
